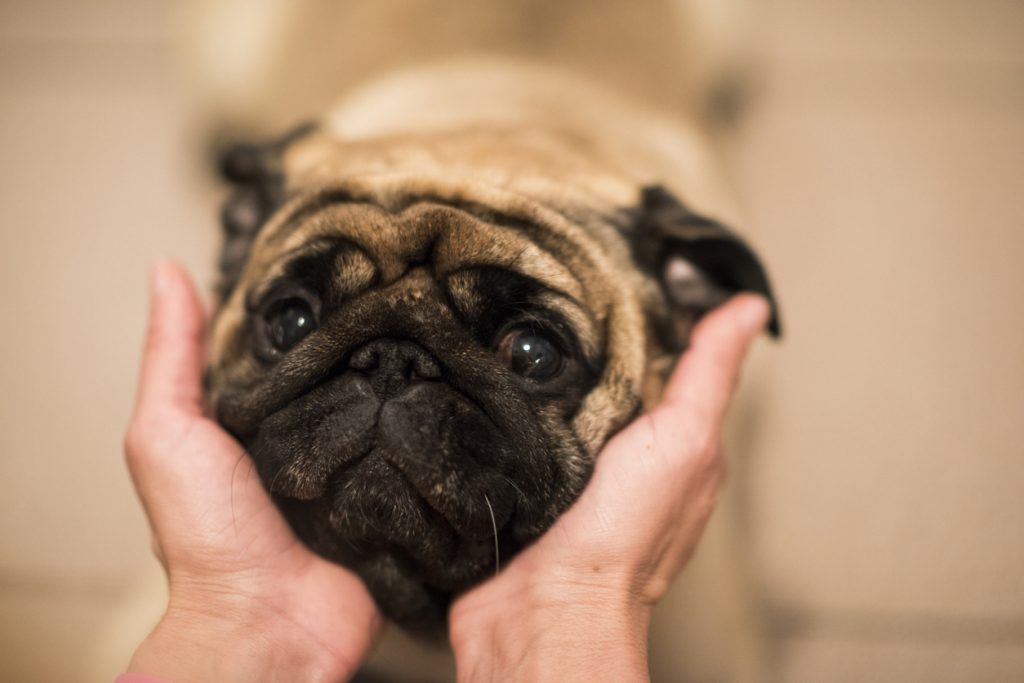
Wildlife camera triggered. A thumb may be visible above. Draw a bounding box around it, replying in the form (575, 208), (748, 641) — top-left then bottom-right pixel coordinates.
(134, 260), (208, 419)
(651, 294), (770, 443)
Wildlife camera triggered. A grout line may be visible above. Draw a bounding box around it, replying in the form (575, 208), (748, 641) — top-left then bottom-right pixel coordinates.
(765, 602), (1024, 646)
(0, 568), (136, 599)
(0, 34), (171, 50)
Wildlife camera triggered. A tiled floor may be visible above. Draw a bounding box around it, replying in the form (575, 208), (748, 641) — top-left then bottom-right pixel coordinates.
(0, 3), (212, 680)
(730, 0), (1024, 678)
(0, 1), (1021, 681)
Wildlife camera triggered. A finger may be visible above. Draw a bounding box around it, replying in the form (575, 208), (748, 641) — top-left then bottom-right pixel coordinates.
(134, 260), (208, 418)
(653, 294), (769, 439)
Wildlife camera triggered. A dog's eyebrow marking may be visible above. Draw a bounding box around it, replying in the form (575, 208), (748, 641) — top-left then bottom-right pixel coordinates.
(244, 236), (375, 310)
(535, 291), (600, 359)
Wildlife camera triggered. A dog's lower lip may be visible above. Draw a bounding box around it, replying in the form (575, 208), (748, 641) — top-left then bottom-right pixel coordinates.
(324, 445), (516, 541)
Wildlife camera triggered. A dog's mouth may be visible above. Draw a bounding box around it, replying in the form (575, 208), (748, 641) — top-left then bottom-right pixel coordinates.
(273, 447), (519, 592)
(249, 375), (523, 585)
(319, 446), (517, 589)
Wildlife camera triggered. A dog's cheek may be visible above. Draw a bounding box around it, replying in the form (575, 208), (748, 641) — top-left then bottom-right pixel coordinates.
(502, 410), (594, 541)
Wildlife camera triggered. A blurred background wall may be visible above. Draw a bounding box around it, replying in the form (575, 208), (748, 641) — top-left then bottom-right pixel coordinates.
(1, 1), (1022, 681)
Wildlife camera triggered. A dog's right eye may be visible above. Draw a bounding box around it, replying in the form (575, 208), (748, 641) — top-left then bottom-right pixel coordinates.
(264, 297), (318, 353)
(496, 327), (564, 381)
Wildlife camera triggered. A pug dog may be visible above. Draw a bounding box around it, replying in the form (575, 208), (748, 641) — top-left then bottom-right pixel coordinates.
(205, 59), (779, 635)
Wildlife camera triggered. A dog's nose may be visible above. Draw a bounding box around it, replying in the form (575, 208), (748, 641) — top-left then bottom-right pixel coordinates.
(348, 338), (442, 399)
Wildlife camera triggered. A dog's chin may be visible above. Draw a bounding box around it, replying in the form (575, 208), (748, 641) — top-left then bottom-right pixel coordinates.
(249, 377), (525, 591)
(330, 452), (515, 591)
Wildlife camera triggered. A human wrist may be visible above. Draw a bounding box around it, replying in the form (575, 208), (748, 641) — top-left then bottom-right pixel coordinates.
(451, 571), (652, 683)
(128, 589), (359, 683)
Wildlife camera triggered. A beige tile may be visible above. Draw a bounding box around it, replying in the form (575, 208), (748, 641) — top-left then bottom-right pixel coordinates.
(0, 0), (168, 44)
(2, 1), (1023, 682)
(775, 635), (1024, 683)
(746, 59), (1024, 117)
(729, 37), (1024, 618)
(0, 62), (217, 582)
(753, 0), (1024, 65)
(0, 581), (137, 683)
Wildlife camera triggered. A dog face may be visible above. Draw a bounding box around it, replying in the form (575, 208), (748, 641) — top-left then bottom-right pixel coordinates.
(206, 126), (779, 632)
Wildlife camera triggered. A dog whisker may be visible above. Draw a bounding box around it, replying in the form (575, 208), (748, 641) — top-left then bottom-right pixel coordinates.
(501, 475), (527, 502)
(483, 493), (500, 576)
(268, 464), (287, 497)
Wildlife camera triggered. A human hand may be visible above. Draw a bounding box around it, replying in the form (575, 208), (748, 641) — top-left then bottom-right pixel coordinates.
(448, 294), (771, 683)
(123, 261), (381, 683)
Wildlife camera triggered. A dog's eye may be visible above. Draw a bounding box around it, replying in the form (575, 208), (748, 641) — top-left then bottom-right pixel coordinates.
(496, 328), (563, 381)
(265, 297), (318, 352)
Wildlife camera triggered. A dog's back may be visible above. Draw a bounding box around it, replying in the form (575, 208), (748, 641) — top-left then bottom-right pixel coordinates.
(178, 0), (749, 135)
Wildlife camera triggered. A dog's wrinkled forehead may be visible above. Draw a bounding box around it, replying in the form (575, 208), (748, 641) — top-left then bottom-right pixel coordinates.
(210, 194), (610, 365)
(262, 202), (585, 301)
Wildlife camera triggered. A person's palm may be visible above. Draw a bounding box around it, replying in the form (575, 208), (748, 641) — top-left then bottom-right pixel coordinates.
(449, 294), (770, 681)
(125, 262), (380, 680)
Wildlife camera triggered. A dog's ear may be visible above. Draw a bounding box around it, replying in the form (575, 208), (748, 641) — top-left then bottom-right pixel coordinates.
(630, 185), (781, 346)
(215, 122), (316, 301)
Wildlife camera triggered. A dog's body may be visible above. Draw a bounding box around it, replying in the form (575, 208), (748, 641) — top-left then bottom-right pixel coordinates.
(83, 5), (784, 681)
(206, 57), (777, 634)
(72, 1), (790, 679)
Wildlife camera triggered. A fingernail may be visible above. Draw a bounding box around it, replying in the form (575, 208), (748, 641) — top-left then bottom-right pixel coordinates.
(738, 295), (771, 334)
(152, 259), (173, 296)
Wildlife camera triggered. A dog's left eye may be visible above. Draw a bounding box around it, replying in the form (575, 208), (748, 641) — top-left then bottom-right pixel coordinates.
(264, 297), (318, 352)
(496, 328), (563, 381)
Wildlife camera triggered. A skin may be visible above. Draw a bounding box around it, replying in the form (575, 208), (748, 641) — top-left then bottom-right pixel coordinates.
(125, 260), (770, 682)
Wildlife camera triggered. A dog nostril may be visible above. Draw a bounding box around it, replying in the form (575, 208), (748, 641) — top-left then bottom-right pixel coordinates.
(411, 354), (441, 380)
(349, 345), (380, 371)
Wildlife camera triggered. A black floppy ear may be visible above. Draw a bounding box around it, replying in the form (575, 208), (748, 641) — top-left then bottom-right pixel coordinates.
(632, 185), (781, 339)
(215, 122), (316, 301)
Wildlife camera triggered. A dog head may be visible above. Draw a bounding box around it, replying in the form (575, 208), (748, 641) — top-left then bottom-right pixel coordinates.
(206, 124), (779, 632)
